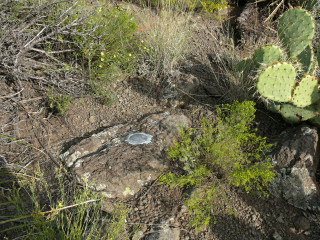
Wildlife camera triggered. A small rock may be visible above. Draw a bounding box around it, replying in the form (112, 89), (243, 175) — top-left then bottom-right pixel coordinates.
(144, 225), (180, 240)
(276, 214), (285, 224)
(251, 213), (258, 222)
(89, 115), (96, 123)
(304, 230), (311, 236)
(289, 227), (297, 234)
(0, 155), (7, 168)
(294, 216), (310, 232)
(180, 205), (188, 213)
(272, 231), (283, 240)
(161, 71), (199, 108)
(132, 230), (144, 240)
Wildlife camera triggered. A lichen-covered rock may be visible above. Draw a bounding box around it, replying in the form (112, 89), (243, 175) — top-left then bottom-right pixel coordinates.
(269, 126), (320, 211)
(60, 112), (191, 212)
(162, 70), (199, 108)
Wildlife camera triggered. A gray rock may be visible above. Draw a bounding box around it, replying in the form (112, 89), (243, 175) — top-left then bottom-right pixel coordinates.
(162, 71), (199, 108)
(0, 155), (7, 168)
(60, 112), (191, 212)
(294, 216), (310, 232)
(144, 226), (180, 240)
(272, 231), (283, 240)
(269, 126), (320, 210)
(144, 217), (180, 240)
(132, 230), (144, 240)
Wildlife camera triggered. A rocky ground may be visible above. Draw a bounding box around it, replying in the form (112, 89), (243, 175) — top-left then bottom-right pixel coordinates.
(1, 1), (320, 240)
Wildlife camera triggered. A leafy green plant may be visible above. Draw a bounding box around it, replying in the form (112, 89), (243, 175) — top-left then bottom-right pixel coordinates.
(1, 0), (140, 105)
(131, 0), (229, 13)
(160, 101), (275, 229)
(47, 88), (72, 115)
(70, 2), (139, 103)
(190, 0), (229, 13)
(0, 164), (130, 240)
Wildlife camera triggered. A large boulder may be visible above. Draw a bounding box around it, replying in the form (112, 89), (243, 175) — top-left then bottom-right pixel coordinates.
(60, 112), (191, 212)
(269, 126), (320, 211)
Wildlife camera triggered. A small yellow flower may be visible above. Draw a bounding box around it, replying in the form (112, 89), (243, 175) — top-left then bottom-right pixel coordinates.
(100, 58), (105, 61)
(99, 65), (103, 68)
(128, 53), (132, 57)
(114, 55), (117, 58)
(141, 40), (144, 43)
(57, 201), (63, 208)
(101, 51), (105, 56)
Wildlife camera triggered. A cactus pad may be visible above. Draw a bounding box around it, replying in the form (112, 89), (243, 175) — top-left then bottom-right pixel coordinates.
(253, 45), (283, 67)
(278, 8), (315, 57)
(280, 103), (317, 123)
(257, 62), (296, 102)
(297, 45), (314, 73)
(292, 75), (320, 107)
(235, 58), (254, 77)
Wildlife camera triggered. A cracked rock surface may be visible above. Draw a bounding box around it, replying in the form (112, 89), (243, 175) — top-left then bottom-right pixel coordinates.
(60, 112), (191, 211)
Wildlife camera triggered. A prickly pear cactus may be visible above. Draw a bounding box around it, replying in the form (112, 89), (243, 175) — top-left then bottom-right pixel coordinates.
(255, 7), (320, 125)
(297, 45), (314, 73)
(253, 45), (283, 67)
(279, 103), (317, 123)
(292, 75), (320, 107)
(234, 7), (320, 125)
(278, 8), (315, 58)
(257, 62), (296, 102)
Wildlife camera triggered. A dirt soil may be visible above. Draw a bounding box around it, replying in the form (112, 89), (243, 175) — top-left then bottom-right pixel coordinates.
(1, 2), (320, 240)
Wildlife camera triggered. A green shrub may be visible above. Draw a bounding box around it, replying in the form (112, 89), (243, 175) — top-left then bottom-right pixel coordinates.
(70, 2), (139, 103)
(160, 101), (275, 229)
(1, 0), (139, 104)
(190, 0), (229, 12)
(47, 88), (72, 115)
(132, 0), (229, 12)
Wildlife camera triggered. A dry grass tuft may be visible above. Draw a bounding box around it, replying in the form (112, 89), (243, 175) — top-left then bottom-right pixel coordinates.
(129, 5), (194, 80)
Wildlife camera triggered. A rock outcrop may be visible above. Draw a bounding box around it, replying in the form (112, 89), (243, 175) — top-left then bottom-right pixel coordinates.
(60, 112), (191, 212)
(269, 126), (320, 211)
